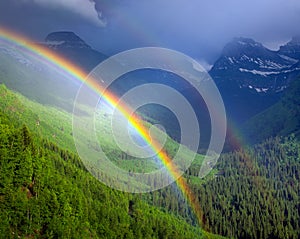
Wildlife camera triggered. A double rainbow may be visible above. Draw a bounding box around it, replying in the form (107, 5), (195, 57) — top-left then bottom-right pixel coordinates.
(0, 27), (204, 227)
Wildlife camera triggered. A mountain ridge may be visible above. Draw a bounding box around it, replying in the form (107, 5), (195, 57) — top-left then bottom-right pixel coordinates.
(209, 36), (300, 123)
(243, 76), (300, 144)
(37, 31), (300, 142)
(39, 31), (107, 72)
(278, 35), (300, 59)
(0, 31), (299, 239)
(210, 36), (300, 93)
(45, 31), (92, 50)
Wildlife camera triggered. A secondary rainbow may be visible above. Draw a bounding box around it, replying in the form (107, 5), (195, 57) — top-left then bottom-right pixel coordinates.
(0, 26), (205, 227)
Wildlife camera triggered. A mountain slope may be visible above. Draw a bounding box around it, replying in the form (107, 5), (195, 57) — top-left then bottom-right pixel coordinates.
(2, 78), (299, 239)
(209, 37), (300, 123)
(0, 85), (224, 239)
(0, 39), (79, 111)
(0, 112), (220, 239)
(144, 136), (300, 239)
(41, 31), (107, 72)
(211, 37), (300, 94)
(1, 33), (300, 238)
(0, 83), (210, 181)
(278, 36), (300, 60)
(243, 76), (300, 144)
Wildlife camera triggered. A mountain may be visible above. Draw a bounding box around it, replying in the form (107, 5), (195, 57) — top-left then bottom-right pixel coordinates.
(209, 37), (300, 123)
(1, 81), (299, 239)
(210, 37), (300, 93)
(41, 31), (107, 72)
(243, 76), (300, 144)
(0, 32), (106, 112)
(0, 38), (80, 111)
(278, 35), (300, 60)
(45, 31), (91, 49)
(0, 32), (212, 152)
(1, 32), (299, 239)
(107, 69), (211, 149)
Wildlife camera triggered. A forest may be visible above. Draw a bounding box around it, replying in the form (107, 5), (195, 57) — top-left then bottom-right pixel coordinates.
(0, 109), (222, 238)
(146, 136), (300, 238)
(0, 83), (299, 238)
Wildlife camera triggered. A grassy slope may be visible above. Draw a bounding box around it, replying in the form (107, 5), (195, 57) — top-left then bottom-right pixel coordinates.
(0, 84), (223, 238)
(0, 83), (210, 176)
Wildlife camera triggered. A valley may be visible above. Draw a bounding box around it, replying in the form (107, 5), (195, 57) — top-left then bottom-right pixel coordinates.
(0, 29), (299, 239)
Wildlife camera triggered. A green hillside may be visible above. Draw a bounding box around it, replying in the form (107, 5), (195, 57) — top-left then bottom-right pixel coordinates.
(243, 77), (300, 144)
(0, 84), (208, 188)
(0, 83), (299, 239)
(145, 136), (300, 238)
(0, 85), (223, 238)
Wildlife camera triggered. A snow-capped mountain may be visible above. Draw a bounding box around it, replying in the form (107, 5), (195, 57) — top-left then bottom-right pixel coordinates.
(209, 37), (300, 123)
(210, 37), (300, 94)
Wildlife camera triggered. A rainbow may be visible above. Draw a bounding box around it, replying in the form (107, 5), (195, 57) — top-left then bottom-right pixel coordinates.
(0, 26), (204, 227)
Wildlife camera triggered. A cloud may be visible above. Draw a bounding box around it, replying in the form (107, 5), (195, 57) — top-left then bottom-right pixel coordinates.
(32, 0), (107, 27)
(195, 59), (213, 71)
(1, 0), (300, 62)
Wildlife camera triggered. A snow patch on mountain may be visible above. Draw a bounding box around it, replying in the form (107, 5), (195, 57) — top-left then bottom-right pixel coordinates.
(239, 68), (280, 76)
(228, 57), (235, 64)
(239, 67), (300, 76)
(45, 41), (65, 46)
(210, 36), (300, 96)
(255, 88), (269, 93)
(279, 54), (298, 64)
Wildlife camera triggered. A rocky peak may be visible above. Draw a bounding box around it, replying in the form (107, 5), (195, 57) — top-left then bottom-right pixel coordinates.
(45, 32), (91, 49)
(221, 37), (264, 57)
(209, 36), (300, 99)
(212, 37), (294, 72)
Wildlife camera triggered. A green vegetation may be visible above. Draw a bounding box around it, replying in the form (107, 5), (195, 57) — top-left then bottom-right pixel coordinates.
(0, 83), (208, 192)
(0, 87), (223, 238)
(0, 84), (200, 174)
(243, 77), (300, 144)
(0, 84), (75, 151)
(0, 82), (299, 239)
(145, 136), (300, 238)
(0, 48), (77, 111)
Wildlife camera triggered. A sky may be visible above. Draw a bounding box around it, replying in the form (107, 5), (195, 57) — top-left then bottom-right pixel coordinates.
(0, 0), (300, 65)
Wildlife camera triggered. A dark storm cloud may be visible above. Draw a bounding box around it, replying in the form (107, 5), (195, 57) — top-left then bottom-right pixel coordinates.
(86, 0), (300, 61)
(1, 0), (300, 62)
(0, 0), (105, 40)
